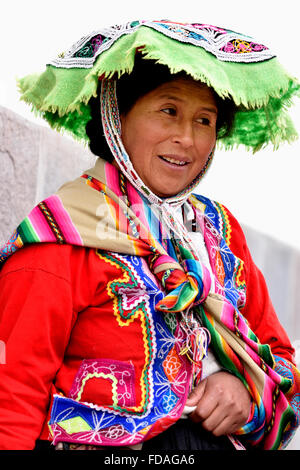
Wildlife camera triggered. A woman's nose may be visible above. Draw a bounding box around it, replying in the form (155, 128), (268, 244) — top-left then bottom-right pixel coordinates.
(171, 122), (194, 148)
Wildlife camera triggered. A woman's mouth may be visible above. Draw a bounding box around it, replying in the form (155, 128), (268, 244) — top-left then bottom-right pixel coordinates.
(158, 155), (189, 166)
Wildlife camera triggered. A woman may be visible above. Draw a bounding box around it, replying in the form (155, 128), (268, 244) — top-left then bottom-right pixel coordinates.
(0, 20), (299, 451)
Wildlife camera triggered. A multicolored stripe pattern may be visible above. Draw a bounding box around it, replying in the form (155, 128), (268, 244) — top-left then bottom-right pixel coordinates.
(0, 196), (82, 262)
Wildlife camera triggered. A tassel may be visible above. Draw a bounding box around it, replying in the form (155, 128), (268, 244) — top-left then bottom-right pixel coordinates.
(179, 307), (211, 374)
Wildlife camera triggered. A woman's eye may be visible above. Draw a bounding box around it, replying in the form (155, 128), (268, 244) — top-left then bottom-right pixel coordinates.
(197, 117), (211, 126)
(161, 107), (176, 116)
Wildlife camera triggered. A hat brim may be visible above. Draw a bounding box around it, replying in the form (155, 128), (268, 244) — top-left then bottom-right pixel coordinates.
(18, 25), (300, 152)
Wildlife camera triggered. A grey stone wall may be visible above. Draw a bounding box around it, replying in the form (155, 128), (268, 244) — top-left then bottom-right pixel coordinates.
(0, 105), (96, 244)
(0, 105), (299, 448)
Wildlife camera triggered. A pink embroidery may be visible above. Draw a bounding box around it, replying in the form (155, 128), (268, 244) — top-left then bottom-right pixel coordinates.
(69, 358), (136, 408)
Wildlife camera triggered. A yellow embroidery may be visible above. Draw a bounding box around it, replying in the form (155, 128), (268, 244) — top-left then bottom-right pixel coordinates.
(235, 259), (246, 287)
(77, 372), (118, 406)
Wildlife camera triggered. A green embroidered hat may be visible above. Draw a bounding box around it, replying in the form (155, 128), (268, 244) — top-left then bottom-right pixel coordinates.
(18, 20), (299, 152)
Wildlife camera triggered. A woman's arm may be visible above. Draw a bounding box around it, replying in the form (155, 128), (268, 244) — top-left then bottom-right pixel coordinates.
(215, 204), (300, 447)
(0, 244), (77, 449)
(226, 208), (295, 362)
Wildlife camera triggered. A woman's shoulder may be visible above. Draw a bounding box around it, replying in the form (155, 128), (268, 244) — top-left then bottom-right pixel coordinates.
(0, 243), (88, 281)
(190, 193), (252, 277)
(0, 243), (127, 289)
(190, 193), (246, 244)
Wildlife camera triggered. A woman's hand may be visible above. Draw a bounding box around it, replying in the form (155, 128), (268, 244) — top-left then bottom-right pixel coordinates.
(185, 371), (251, 436)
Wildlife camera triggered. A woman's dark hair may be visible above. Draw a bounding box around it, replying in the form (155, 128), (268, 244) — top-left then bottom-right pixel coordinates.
(85, 54), (237, 161)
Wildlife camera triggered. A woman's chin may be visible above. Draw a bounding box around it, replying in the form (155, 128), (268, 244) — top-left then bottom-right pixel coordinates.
(149, 184), (187, 198)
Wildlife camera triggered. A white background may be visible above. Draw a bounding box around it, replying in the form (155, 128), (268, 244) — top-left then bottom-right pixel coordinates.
(1, 0), (299, 249)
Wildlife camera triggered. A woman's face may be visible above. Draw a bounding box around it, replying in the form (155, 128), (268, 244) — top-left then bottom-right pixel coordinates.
(120, 78), (217, 198)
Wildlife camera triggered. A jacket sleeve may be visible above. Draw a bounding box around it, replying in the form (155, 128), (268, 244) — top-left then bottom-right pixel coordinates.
(221, 204), (300, 447)
(225, 208), (295, 361)
(0, 245), (77, 450)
